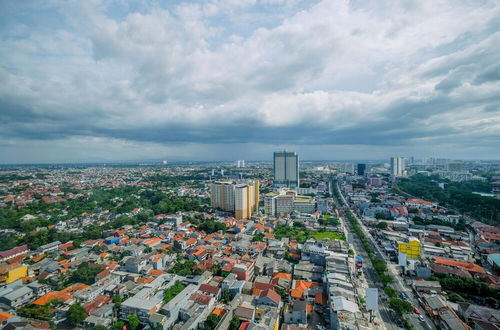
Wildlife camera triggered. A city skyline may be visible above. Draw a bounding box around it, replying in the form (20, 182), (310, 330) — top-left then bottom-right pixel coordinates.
(1, 0), (500, 163)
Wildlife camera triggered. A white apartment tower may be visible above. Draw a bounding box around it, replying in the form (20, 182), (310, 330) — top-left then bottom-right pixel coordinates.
(390, 157), (405, 177)
(273, 151), (299, 188)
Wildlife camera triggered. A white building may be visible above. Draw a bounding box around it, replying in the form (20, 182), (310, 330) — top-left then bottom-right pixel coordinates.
(390, 157), (405, 177)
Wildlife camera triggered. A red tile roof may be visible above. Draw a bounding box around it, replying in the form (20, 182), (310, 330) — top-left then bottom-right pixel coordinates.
(190, 292), (212, 305)
(199, 284), (220, 295)
(259, 289), (281, 305)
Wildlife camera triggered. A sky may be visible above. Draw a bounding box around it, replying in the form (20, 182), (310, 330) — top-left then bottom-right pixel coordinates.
(0, 0), (499, 163)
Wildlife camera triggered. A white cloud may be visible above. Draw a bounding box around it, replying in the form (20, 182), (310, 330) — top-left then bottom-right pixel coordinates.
(0, 0), (499, 162)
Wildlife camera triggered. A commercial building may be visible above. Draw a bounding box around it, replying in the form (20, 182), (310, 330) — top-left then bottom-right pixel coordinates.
(398, 237), (421, 259)
(273, 151), (299, 188)
(390, 157), (405, 177)
(210, 180), (259, 219)
(357, 164), (366, 176)
(264, 190), (316, 216)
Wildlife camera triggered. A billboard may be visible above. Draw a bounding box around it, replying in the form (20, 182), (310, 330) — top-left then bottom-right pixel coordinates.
(366, 288), (378, 311)
(398, 252), (407, 267)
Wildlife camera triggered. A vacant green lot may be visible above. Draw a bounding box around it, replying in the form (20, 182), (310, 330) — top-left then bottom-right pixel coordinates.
(310, 231), (345, 241)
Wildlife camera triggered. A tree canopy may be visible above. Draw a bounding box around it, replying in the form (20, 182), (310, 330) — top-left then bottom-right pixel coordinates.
(68, 302), (87, 326)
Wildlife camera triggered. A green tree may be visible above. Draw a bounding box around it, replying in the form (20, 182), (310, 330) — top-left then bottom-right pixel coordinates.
(68, 302), (87, 326)
(163, 281), (186, 303)
(112, 320), (125, 330)
(220, 288), (231, 303)
(229, 316), (240, 330)
(384, 286), (397, 298)
(276, 287), (288, 299)
(197, 221), (227, 234)
(376, 221), (388, 229)
(169, 260), (201, 276)
(252, 233), (264, 242)
(379, 274), (394, 285)
(210, 264), (221, 276)
(389, 298), (413, 315)
(204, 314), (221, 330)
(128, 314), (140, 330)
(448, 293), (465, 302)
(67, 262), (103, 285)
(372, 258), (388, 274)
(113, 294), (122, 307)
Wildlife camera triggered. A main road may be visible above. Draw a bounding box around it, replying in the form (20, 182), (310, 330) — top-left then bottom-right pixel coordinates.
(333, 181), (436, 330)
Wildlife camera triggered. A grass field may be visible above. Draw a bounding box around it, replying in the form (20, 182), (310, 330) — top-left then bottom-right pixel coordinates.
(310, 231), (345, 241)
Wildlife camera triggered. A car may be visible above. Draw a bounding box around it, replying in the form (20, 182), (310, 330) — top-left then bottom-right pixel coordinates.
(413, 306), (420, 314)
(419, 315), (425, 322)
(400, 292), (409, 300)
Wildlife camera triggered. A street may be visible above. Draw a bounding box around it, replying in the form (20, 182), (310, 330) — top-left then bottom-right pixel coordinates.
(332, 181), (437, 330)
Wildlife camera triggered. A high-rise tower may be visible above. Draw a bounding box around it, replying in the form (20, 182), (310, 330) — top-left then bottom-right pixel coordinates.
(390, 157), (405, 177)
(273, 151), (299, 188)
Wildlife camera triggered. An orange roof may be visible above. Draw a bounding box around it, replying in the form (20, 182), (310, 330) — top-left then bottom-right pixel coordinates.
(59, 242), (73, 250)
(143, 237), (162, 246)
(63, 248), (79, 256)
(433, 257), (485, 274)
(252, 288), (263, 296)
(33, 283), (89, 305)
(315, 292), (327, 305)
(137, 276), (155, 284)
(186, 237), (198, 246)
(0, 312), (15, 323)
(290, 280), (320, 299)
(32, 254), (46, 263)
(290, 288), (303, 299)
(273, 273), (292, 281)
(193, 248), (206, 256)
(149, 269), (167, 276)
(212, 308), (226, 316)
(407, 199), (433, 205)
(0, 261), (20, 273)
(295, 280), (319, 290)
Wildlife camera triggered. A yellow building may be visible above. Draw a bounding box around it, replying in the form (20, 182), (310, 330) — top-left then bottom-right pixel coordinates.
(212, 180), (259, 219)
(5, 265), (28, 284)
(210, 181), (235, 211)
(398, 237), (421, 259)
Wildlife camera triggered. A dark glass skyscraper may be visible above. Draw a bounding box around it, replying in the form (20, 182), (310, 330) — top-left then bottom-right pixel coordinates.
(357, 163), (366, 176)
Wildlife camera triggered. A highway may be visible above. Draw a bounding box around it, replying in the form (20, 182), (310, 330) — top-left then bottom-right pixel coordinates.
(332, 181), (436, 330)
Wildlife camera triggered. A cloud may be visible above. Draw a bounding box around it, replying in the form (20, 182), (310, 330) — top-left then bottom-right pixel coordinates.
(0, 0), (499, 162)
